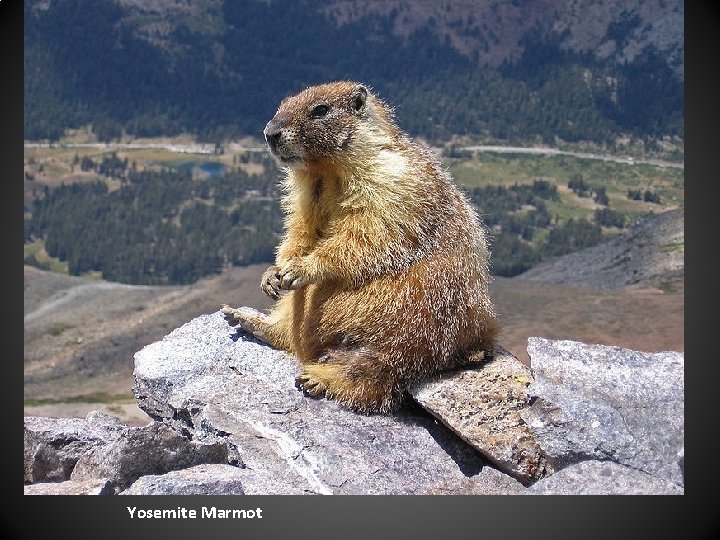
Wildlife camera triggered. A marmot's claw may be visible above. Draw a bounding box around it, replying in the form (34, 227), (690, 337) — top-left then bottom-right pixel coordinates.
(221, 304), (241, 326)
(261, 281), (280, 300)
(260, 265), (281, 299)
(295, 373), (327, 398)
(279, 270), (305, 290)
(264, 261), (307, 293)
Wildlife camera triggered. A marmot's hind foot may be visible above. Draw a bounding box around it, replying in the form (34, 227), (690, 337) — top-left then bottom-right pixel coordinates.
(295, 361), (401, 414)
(221, 304), (271, 343)
(295, 372), (329, 398)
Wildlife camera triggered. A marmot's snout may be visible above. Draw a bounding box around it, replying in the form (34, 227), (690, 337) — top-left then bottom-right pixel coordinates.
(264, 116), (301, 165)
(263, 119), (283, 153)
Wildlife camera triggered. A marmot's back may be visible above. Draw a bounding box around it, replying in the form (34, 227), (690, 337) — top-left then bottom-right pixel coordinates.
(224, 81), (499, 413)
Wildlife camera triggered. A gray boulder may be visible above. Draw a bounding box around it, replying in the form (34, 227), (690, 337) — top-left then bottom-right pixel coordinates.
(24, 412), (126, 483)
(132, 310), (493, 495)
(24, 410), (231, 494)
(71, 421), (229, 493)
(120, 464), (247, 495)
(520, 337), (684, 491)
(525, 460), (683, 495)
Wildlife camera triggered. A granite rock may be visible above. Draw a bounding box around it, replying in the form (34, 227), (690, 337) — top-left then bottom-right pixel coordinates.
(71, 420), (229, 493)
(132, 310), (489, 495)
(410, 347), (552, 485)
(24, 312), (684, 496)
(24, 412), (126, 483)
(526, 460), (683, 495)
(520, 337), (684, 490)
(24, 478), (113, 495)
(120, 464), (247, 495)
(421, 465), (527, 495)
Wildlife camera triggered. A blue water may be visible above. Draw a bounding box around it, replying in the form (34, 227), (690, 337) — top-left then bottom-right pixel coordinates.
(175, 161), (226, 177)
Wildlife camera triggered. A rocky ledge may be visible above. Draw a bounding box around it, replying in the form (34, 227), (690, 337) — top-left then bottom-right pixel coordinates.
(24, 310), (684, 495)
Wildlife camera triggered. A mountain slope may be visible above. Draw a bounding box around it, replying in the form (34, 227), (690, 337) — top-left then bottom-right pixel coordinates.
(321, 0), (684, 74)
(24, 205), (684, 423)
(24, 0), (684, 142)
(516, 208), (684, 290)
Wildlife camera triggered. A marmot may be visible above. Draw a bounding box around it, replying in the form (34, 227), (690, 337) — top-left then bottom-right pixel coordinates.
(223, 81), (499, 413)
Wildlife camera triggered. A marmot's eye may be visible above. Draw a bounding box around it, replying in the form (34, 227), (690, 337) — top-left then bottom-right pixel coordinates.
(310, 104), (329, 118)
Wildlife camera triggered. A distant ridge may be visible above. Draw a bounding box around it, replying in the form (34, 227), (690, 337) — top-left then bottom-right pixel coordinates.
(516, 208), (684, 290)
(24, 0), (684, 142)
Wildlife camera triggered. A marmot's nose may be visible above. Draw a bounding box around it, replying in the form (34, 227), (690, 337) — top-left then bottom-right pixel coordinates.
(263, 120), (282, 150)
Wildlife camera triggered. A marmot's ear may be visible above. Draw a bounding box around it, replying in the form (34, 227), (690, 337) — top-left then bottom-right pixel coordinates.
(350, 85), (368, 113)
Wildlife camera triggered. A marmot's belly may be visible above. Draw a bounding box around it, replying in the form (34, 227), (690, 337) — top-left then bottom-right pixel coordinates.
(290, 260), (482, 363)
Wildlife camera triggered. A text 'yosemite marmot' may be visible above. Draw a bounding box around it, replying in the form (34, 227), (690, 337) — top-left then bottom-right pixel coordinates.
(223, 81), (499, 413)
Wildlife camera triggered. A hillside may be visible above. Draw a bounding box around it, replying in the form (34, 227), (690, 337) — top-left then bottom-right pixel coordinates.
(517, 207), (684, 290)
(321, 0), (684, 73)
(24, 0), (684, 144)
(24, 206), (684, 424)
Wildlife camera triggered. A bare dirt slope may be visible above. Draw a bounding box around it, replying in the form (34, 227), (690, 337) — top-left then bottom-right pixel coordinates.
(492, 277), (683, 366)
(24, 264), (275, 424)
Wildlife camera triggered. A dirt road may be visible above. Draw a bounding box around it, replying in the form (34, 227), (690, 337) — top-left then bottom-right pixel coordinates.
(463, 145), (683, 169)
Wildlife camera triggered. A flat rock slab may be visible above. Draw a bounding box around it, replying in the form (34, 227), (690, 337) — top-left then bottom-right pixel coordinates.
(410, 348), (553, 485)
(132, 310), (497, 495)
(525, 460), (683, 495)
(24, 478), (113, 495)
(520, 337), (684, 490)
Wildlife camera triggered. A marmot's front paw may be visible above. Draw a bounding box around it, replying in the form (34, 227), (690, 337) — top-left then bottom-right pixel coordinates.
(278, 261), (307, 290)
(260, 265), (282, 299)
(260, 262), (307, 299)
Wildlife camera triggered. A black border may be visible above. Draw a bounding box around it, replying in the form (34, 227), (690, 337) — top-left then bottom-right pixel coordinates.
(681, 2), (719, 536)
(9, 1), (717, 539)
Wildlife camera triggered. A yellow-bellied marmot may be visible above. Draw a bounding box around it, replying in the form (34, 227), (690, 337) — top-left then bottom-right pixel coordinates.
(223, 81), (499, 413)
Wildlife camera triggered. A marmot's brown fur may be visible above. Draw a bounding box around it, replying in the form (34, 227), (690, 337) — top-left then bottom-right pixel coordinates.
(223, 81), (499, 413)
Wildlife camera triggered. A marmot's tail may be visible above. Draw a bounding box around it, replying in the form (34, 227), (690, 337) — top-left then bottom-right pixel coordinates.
(456, 316), (502, 367)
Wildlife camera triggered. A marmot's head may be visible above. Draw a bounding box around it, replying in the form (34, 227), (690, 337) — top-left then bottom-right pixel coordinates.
(263, 81), (399, 170)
